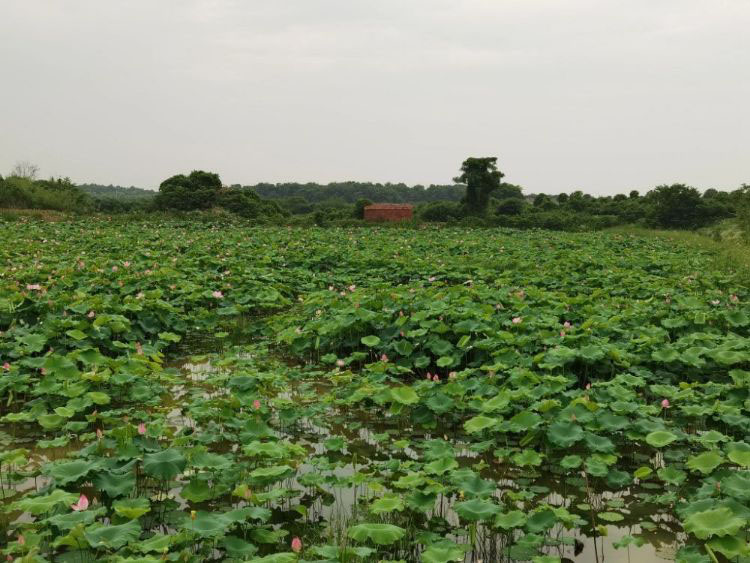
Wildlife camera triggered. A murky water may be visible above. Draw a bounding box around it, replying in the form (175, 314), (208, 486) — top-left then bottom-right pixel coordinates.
(169, 353), (682, 562)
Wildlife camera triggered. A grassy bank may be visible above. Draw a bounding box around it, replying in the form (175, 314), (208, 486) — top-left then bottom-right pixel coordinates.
(609, 223), (750, 278)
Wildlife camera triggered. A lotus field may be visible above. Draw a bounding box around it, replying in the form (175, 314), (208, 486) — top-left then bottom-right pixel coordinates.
(2, 219), (750, 563)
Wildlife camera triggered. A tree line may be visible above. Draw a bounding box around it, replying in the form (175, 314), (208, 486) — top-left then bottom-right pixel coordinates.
(2, 158), (748, 238)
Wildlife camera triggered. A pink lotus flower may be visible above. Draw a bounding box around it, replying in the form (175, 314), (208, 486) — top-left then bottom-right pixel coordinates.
(71, 494), (89, 511)
(123, 261), (130, 268)
(111, 266), (118, 272)
(448, 371), (457, 379)
(253, 399), (261, 410)
(428, 276), (437, 282)
(661, 399), (670, 409)
(380, 354), (388, 362)
(88, 311), (95, 318)
(586, 383), (591, 390)
(2, 362), (10, 371)
(560, 331), (566, 337)
(512, 317), (522, 324)
(137, 423), (146, 435)
(563, 321), (572, 329)
(136, 291), (145, 299)
(96, 428), (103, 439)
(26, 284), (41, 291)
(711, 299), (720, 306)
(730, 294), (739, 303)
(17, 534), (25, 546)
(135, 342), (143, 355)
(432, 375), (439, 382)
(212, 290), (224, 299)
(336, 359), (345, 367)
(328, 285), (334, 291)
(348, 284), (356, 292)
(291, 537), (302, 553)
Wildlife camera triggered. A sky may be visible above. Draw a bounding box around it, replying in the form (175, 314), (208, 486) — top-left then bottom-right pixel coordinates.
(1, 0), (748, 195)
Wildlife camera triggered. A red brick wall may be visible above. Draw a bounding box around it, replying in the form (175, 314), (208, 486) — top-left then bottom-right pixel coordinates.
(363, 207), (413, 221)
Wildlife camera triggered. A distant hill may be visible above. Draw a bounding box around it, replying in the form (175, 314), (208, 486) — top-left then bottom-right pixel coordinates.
(78, 184), (156, 200)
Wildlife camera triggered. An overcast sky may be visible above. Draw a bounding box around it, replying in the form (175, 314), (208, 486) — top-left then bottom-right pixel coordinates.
(1, 1), (748, 194)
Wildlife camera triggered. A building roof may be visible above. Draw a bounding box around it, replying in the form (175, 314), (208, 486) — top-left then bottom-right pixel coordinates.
(364, 203), (414, 209)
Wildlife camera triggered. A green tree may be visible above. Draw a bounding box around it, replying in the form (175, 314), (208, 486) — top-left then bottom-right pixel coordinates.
(647, 184), (713, 229)
(354, 198), (373, 219)
(454, 157), (504, 214)
(154, 170), (222, 211)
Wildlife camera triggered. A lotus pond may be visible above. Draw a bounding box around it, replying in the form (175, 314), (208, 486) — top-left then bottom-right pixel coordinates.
(1, 219), (749, 562)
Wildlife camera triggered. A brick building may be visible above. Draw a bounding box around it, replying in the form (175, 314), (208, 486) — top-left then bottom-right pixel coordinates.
(363, 203), (414, 222)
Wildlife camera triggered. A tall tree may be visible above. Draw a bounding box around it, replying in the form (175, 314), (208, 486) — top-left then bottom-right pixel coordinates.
(454, 157), (504, 214)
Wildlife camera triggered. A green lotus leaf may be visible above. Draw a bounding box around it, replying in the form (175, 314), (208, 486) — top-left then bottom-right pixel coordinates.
(512, 449), (543, 467)
(547, 421), (584, 448)
(390, 386), (419, 405)
(370, 494), (404, 514)
(657, 466), (687, 486)
(348, 523), (406, 545)
(482, 391), (511, 412)
(507, 410), (542, 432)
(706, 535), (749, 559)
(221, 535), (258, 558)
(143, 448), (186, 480)
(47, 459), (98, 485)
(454, 498), (500, 522)
(84, 520), (141, 549)
(361, 335), (381, 347)
(598, 511), (624, 522)
(86, 391), (110, 405)
(422, 542), (468, 562)
(727, 442), (750, 467)
(586, 457), (610, 477)
(182, 511), (232, 537)
(12, 489), (79, 515)
(720, 472), (750, 501)
(686, 451), (725, 474)
(246, 554), (297, 563)
(94, 470), (136, 497)
(38, 414), (65, 429)
(495, 510), (527, 529)
(526, 509), (557, 532)
(683, 507), (746, 539)
(560, 455), (583, 469)
(425, 456), (458, 475)
(113, 498), (151, 519)
(646, 430), (678, 448)
(464, 415), (498, 433)
(633, 466), (653, 479)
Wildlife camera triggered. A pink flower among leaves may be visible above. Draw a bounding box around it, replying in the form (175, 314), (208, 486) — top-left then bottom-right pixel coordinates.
(71, 494), (89, 511)
(448, 371), (457, 379)
(212, 290), (224, 299)
(96, 428), (103, 440)
(87, 311), (95, 318)
(2, 362), (10, 371)
(730, 294), (739, 303)
(123, 261), (130, 268)
(111, 266), (118, 272)
(380, 354), (388, 362)
(560, 331), (566, 337)
(348, 284), (356, 292)
(336, 359), (345, 367)
(425, 372), (432, 380)
(253, 399), (261, 410)
(661, 399), (670, 409)
(563, 321), (572, 329)
(432, 375), (439, 382)
(137, 423), (146, 435)
(512, 317), (522, 325)
(291, 536), (302, 553)
(711, 299), (720, 306)
(17, 534), (25, 546)
(26, 284), (41, 291)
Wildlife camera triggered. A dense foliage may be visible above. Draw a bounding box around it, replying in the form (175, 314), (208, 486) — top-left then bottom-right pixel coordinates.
(0, 176), (92, 213)
(1, 219), (749, 562)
